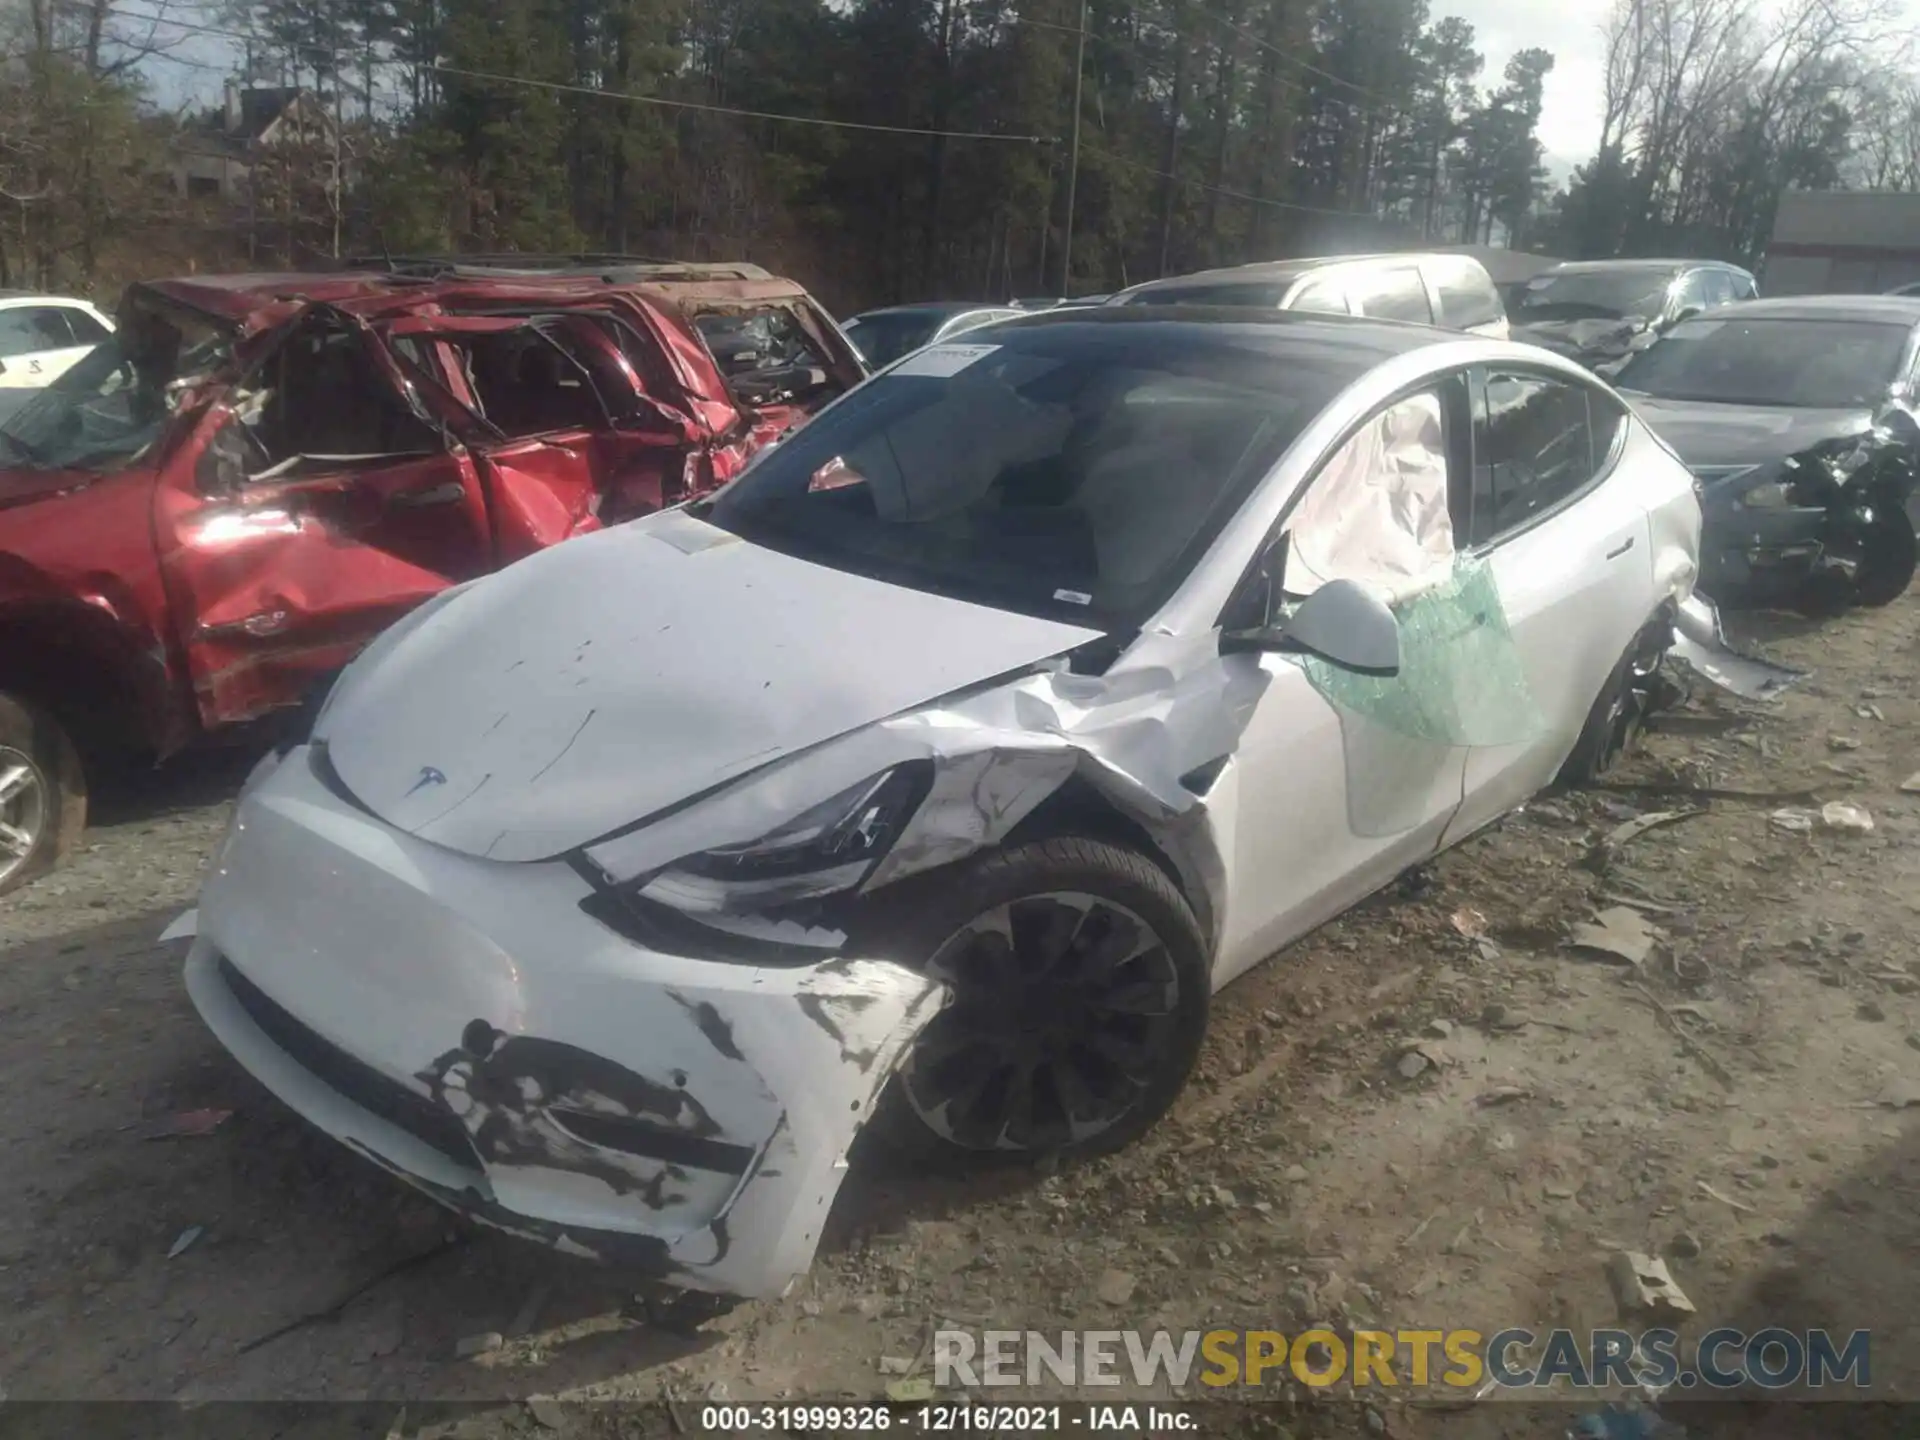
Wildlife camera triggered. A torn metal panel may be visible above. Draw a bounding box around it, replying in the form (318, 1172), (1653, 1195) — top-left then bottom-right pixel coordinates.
(1669, 592), (1806, 700)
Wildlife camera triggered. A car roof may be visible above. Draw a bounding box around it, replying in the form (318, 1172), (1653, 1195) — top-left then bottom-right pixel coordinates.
(1124, 250), (1492, 297)
(853, 302), (1011, 321)
(132, 266), (816, 325)
(1693, 294), (1920, 324)
(1548, 258), (1742, 274)
(0, 291), (96, 305)
(995, 303), (1454, 359)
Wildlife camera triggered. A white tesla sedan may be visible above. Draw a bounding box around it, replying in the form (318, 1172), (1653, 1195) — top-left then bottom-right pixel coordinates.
(178, 308), (1706, 1299)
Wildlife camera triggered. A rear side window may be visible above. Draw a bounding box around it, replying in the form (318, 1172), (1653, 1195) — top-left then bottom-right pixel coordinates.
(1432, 262), (1504, 329)
(0, 307), (77, 356)
(1287, 278), (1349, 315)
(63, 308), (111, 344)
(1350, 266), (1434, 324)
(1471, 371), (1609, 543)
(1128, 281), (1293, 308)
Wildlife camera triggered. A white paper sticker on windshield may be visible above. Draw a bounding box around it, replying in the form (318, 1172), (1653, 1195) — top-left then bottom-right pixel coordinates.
(891, 343), (999, 378)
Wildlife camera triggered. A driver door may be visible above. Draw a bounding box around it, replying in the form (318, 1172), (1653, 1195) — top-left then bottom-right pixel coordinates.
(153, 308), (493, 727)
(1211, 377), (1473, 985)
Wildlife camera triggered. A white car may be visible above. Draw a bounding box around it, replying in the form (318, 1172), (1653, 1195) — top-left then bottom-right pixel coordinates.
(1112, 252), (1511, 339)
(0, 292), (114, 390)
(179, 308), (1714, 1300)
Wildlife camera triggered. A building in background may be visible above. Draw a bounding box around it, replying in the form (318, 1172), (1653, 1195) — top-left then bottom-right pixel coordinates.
(1762, 191), (1920, 295)
(171, 82), (340, 204)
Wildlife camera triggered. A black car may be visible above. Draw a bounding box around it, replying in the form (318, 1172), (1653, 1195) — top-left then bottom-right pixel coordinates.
(1613, 295), (1920, 610)
(1513, 259), (1757, 371)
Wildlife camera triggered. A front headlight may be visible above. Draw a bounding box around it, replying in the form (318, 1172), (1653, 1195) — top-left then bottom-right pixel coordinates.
(602, 764), (932, 916)
(1740, 480), (1796, 509)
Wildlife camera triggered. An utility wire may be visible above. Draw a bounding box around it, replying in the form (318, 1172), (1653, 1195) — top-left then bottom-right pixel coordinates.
(430, 63), (1057, 142)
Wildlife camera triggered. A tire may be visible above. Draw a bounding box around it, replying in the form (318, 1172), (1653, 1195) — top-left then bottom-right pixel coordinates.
(1852, 509), (1917, 608)
(862, 836), (1210, 1172)
(1557, 622), (1672, 787)
(0, 691), (87, 897)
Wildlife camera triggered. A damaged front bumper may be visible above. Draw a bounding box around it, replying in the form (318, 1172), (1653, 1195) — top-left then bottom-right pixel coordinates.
(182, 745), (945, 1298)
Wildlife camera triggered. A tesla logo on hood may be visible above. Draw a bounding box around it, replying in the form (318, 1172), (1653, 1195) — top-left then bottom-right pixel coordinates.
(404, 766), (448, 797)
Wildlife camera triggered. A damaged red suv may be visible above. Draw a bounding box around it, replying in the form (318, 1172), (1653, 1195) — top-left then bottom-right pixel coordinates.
(0, 258), (865, 894)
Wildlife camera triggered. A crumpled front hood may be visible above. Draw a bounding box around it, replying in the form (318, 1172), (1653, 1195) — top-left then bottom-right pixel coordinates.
(320, 510), (1103, 862)
(1624, 395), (1871, 469)
(1513, 316), (1643, 357)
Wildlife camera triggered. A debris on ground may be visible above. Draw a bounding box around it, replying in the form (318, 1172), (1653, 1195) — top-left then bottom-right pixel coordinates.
(456, 1331), (504, 1360)
(1449, 907), (1488, 938)
(1584, 809), (1704, 871)
(1828, 734), (1862, 751)
(1696, 1179), (1756, 1214)
(1665, 1232), (1702, 1260)
(877, 1355), (915, 1375)
(506, 1282), (552, 1338)
(166, 1226), (203, 1260)
(1605, 1251), (1695, 1320)
(144, 1108), (234, 1140)
(1820, 800), (1875, 834)
(1567, 907), (1661, 967)
(526, 1397), (566, 1429)
(1094, 1269), (1137, 1306)
(1769, 807), (1816, 834)
(1476, 1085), (1534, 1107)
(886, 1378), (936, 1403)
(1901, 771), (1920, 794)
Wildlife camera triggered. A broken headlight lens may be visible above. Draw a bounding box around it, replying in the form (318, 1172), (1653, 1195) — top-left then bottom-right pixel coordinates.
(636, 764), (931, 913)
(1740, 480), (1796, 509)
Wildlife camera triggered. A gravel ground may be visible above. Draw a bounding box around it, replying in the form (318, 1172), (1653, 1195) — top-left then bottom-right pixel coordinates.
(4, 597), (1920, 1440)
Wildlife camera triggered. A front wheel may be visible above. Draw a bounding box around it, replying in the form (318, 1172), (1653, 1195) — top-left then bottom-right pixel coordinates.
(864, 836), (1210, 1171)
(0, 692), (87, 897)
(1851, 507), (1917, 608)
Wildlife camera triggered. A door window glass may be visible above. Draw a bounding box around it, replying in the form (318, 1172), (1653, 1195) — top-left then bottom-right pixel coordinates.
(1288, 278), (1349, 315)
(1433, 262), (1503, 330)
(1350, 267), (1434, 324)
(62, 308), (111, 344)
(0, 308), (76, 357)
(1472, 372), (1600, 543)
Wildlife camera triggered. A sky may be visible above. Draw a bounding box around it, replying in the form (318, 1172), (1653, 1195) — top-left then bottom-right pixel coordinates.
(1451, 0), (1920, 178)
(1442, 0), (1616, 172)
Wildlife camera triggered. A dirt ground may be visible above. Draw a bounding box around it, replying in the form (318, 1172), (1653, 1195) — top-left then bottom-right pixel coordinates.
(5, 592), (1920, 1439)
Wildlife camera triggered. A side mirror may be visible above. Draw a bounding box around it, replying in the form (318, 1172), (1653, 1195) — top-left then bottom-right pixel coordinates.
(1222, 577), (1400, 675)
(1873, 402), (1920, 446)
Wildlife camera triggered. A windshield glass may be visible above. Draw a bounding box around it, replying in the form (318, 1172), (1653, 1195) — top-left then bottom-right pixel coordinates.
(841, 312), (943, 367)
(0, 304), (228, 471)
(1126, 281), (1291, 308)
(692, 307), (822, 378)
(1515, 269), (1674, 322)
(1614, 317), (1909, 408)
(700, 323), (1356, 626)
